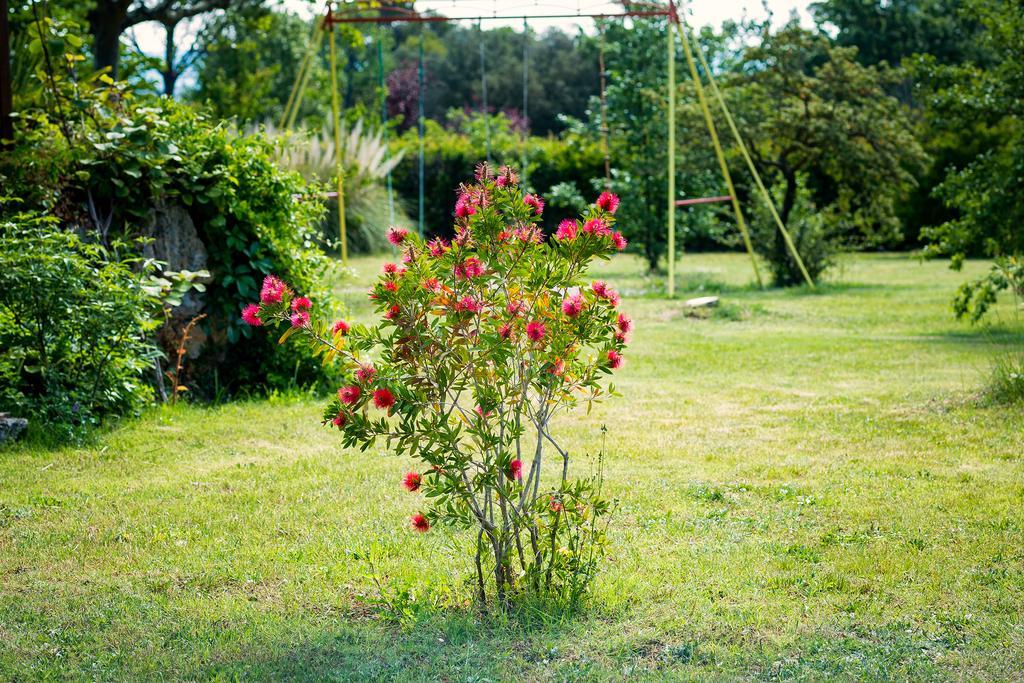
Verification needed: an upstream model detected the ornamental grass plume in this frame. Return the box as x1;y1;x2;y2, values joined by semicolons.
241;164;629;608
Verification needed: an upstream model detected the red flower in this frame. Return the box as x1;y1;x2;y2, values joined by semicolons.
241;304;262;326
561;292;584;318
596;191;620;214
384;305;400;320
550;497;564;512
455;193;476;218
403;472;422;492
290;311;310;328
523;194;544;215
591;280;609;298
554;219;578;242
607;349;624;369
526;320;547;342
332;319;350;336
291;296;312;312
549;357;566;377
373;388;395;410
260;275;287;304
611;231;628;251
508;459;523;480
496;166;518;187
387;226;409;246
356;364;376;384
422;277;441;293
383;262;399;274
617;313;633;335
582;218;611;236
331;412;347;428
411;513;430;532
455;296;483;314
455;257;484;280
338;385;361;405
427;238;449;257
506;300;525;316
384;280;398;292
498;322;514;339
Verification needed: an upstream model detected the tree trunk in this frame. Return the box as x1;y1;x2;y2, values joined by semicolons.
88;0;133;78
162;22;178;96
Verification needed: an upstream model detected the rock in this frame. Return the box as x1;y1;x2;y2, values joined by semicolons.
0;414;28;444
685;296;720;308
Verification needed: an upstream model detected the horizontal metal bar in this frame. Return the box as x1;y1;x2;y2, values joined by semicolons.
324;10;671;25
675;195;733;206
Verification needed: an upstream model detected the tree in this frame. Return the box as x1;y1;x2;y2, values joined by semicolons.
85;0;235;82
918;0;1023;267
725;24;926;283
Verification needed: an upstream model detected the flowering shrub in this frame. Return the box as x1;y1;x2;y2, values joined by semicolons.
244;164;630;606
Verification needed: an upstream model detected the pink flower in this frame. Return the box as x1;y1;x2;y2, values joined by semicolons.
607;349;624;369
591;280;609;298
474;405;492;419
384;280;398;293
456;296;483;314
422;277;441;293
290;296;311;312
332;319;350;336
455;257;484;280
496;166;518;187
427;237;449;257
526;320;546;342
498;322;514;340
259;275;287;304
605;289;621;307
508;459;522;480
455;193;476;218
241;304;262;327
411;513;430;532
523;194;544;215
615;331;628;343
356;364;376;384
617;313;633;335
561;292;584;318
506;300;525;316
514;224;543;244
290;311;310;328
331;411;346;428
554;219;578;242
403;472;422;492
339;385;361;405
583;218;611;236
384;304;400;320
596;191;620;213
373;388;395;410
611;231;628;251
383;262;399;274
387;226;409;246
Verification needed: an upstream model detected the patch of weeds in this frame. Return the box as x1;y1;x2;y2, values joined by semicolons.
980;350;1024;406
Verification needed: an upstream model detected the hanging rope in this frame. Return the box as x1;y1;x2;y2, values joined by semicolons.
598;20;611;190
478;19;492;165
683;15;813;288
673;11;764;288
417;26;426;238
520;17;529;183
376;24;395;225
326;8;348;266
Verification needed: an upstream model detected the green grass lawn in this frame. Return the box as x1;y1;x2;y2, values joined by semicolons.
1;253;1022;680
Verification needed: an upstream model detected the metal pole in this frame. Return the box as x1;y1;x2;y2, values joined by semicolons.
0;0;13;145
327;18;348;265
521;18;528;184
377;24;395;224
417;30;425;238
478;21;491;165
667;18;676;298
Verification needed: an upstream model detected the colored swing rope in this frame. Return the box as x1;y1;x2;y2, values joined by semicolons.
676;8;812;287
672;8;764;289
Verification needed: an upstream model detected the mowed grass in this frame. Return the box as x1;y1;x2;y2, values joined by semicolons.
1;252;1022;681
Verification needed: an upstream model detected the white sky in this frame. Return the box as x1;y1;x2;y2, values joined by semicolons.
131;0;813;91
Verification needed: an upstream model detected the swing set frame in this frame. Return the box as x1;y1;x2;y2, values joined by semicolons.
279;0;814;291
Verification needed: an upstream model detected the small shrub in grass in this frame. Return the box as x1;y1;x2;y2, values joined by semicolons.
244;164;630;607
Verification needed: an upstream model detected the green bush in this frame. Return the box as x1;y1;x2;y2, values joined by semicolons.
1;81;334;397
750;178;837;286
0;213;157;442
390;113;605;237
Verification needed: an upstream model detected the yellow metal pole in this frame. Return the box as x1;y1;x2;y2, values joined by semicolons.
684;19;813;288
280;18;321;130
674;17;764;289
667;19;676;298
285;20;325;132
327;18;348;266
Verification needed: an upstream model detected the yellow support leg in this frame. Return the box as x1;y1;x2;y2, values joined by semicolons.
328;21;348;266
667;20;676;298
